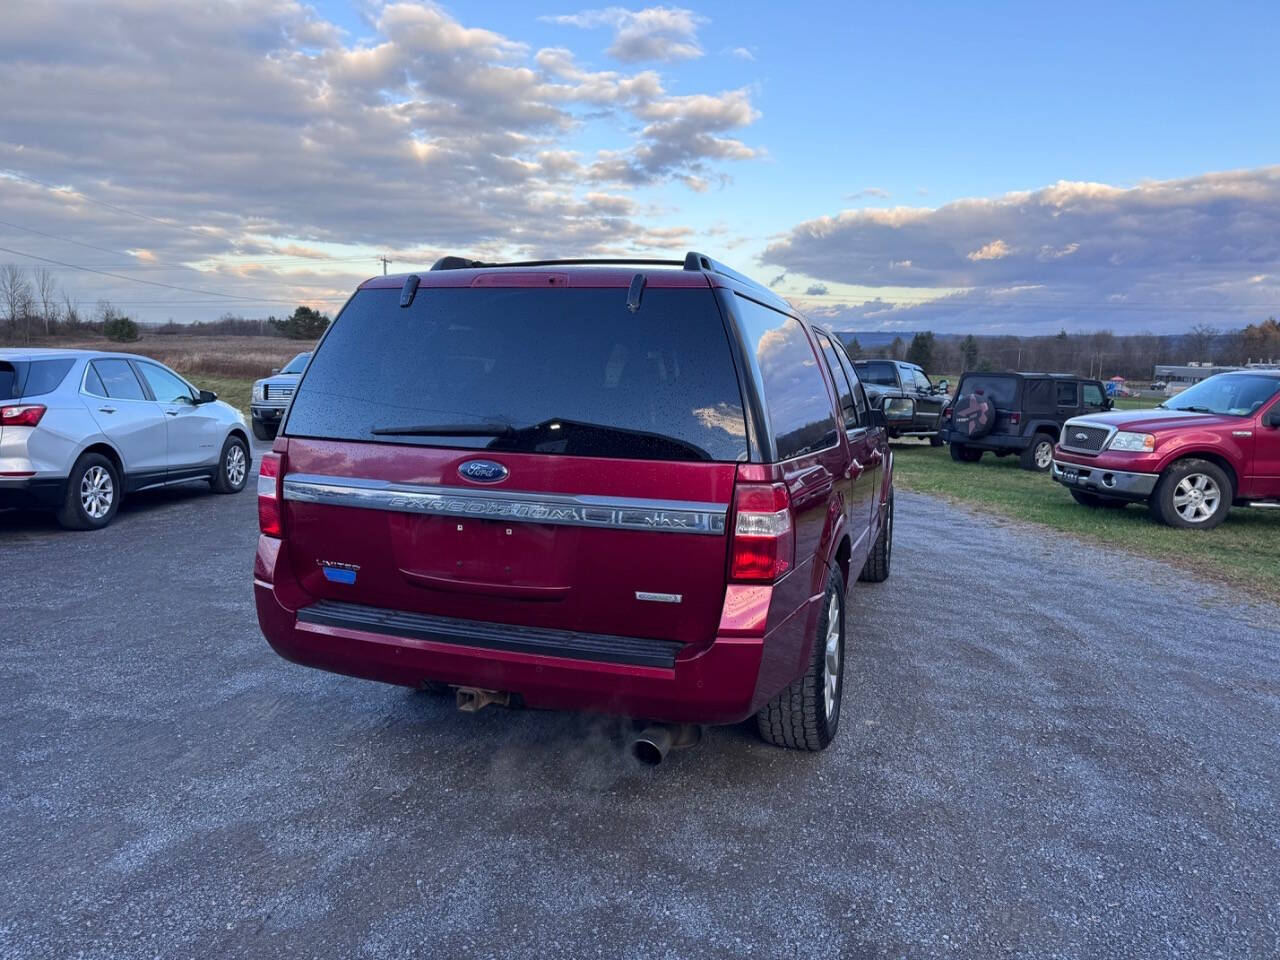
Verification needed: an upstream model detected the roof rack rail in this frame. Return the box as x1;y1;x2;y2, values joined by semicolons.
428;250;788;309
430;256;683;271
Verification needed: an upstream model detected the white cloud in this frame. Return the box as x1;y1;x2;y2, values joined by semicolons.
0;1;763;320
966;239;1010;261
763;167;1280;332
544;6;706;62
724;46;755;61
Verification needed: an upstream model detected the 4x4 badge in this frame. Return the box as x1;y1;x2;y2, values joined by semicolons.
458;460;509;483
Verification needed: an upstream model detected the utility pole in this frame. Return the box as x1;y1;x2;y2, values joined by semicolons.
378;255;392;275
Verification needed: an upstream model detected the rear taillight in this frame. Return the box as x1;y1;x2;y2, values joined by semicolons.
942;406;952;420
1008;412;1021;426
729;482;794;583
258;451;284;537
0;404;46;427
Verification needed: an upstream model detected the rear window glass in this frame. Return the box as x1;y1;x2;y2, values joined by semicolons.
286;286;748;462
21;359;75;398
855;361;898;387
0;362;16;399
734;296;838;460
960;375;1017;407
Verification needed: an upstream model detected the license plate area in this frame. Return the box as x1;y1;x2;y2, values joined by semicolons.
1063;468;1079;483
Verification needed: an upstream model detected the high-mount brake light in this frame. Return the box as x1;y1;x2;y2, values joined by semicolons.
729;482;794;582
258;452;284;537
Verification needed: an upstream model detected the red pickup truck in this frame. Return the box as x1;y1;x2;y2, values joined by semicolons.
1052;370;1280;529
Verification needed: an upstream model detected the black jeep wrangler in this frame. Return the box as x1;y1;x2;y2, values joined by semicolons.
941;372;1112;471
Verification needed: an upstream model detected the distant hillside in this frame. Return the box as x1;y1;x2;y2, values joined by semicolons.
833;331;962;349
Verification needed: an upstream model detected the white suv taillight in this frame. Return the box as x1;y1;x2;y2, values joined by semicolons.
258;451;284;537
729;481;794;582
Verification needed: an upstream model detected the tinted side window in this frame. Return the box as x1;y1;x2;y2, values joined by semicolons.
92;359;146;401
912;370;932;392
815;332;857;429
855;361;898;387
15;359;75;398
138;362;195;404
1082;383;1105;407
1024;379;1056;414
833;349;868;424
1056;381;1079;406
734;296;838;460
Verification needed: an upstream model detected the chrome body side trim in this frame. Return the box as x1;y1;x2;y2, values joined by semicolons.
283;473;728;535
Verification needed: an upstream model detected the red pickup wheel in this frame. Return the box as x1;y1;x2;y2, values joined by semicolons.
1149;459;1233;530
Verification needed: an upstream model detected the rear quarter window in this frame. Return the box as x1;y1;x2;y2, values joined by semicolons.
733;296;837;460
0;362;16;399
286;285;749;463
20;359;76;398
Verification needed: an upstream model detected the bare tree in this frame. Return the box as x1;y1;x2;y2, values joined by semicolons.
61;291;83;332
33;267;58;336
1;264;31;339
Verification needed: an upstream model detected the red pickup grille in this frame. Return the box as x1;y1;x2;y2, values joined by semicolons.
1060;425;1110;454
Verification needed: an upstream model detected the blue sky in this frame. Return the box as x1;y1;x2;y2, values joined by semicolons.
1;1;1277;332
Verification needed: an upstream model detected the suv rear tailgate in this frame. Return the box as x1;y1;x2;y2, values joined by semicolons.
280;438;736;648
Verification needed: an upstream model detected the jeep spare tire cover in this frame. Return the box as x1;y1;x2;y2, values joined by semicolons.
952;393;996;439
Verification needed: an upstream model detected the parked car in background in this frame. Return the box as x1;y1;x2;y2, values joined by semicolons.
250;352;310;441
1053;370;1280;529
942;371;1111;471
853;359;949;445
0;349;250;529
255;252;907;760
1151;380;1168;391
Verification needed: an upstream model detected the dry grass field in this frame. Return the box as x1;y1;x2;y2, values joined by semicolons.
49;335;310;380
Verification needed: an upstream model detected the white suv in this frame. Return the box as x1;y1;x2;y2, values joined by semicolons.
0;349;251;529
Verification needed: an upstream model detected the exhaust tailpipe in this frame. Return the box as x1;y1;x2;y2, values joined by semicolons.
454;687;510;713
631;723;702;765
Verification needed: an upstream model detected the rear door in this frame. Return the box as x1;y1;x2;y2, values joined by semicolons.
134;360;221;471
815;331;877;543
278;282;748;647
83;359;168;475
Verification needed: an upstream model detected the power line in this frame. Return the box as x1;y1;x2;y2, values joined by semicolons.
1;168;220;241
0;242;301;303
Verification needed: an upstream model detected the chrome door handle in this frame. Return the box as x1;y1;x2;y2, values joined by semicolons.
98;406;116;414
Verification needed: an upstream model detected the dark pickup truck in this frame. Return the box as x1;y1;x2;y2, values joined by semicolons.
853;360;950;445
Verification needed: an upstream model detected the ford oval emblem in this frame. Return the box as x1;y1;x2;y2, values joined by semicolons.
458;459;508;484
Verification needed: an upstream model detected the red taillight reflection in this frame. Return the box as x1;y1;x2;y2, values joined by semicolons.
729;481;794;583
258;451;283;537
0;404;46;427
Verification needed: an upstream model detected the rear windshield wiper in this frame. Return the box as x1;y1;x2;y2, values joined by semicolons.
371;421;515;437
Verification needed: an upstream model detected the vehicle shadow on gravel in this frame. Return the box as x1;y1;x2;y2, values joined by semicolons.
0;482;223;535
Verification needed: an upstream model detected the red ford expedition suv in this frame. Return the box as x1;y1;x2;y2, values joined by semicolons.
254;253;905;758
1053;370;1280;529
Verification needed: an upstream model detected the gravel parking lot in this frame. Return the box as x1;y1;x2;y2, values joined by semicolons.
3;447;1278;959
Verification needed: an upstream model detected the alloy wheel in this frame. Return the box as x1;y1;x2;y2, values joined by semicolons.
822;593;841;720
1034;441;1054;469
80;465;113;519
226;444;247;488
1173;473;1221;523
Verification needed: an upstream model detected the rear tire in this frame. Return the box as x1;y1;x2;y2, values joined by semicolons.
210;435;250;494
929;433;944;447
859;491;893;583
1149;459;1232;530
756;567;845;751
949;443;982;463
1020;432;1055;472
1070;490;1129;509
55;453;120;531
252;419;275;442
